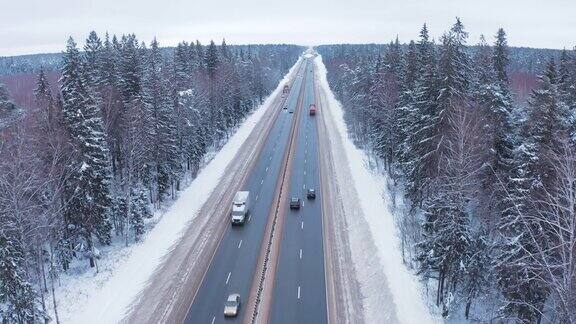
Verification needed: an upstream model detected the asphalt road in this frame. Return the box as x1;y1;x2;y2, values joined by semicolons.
269;59;328;324
184;60;309;324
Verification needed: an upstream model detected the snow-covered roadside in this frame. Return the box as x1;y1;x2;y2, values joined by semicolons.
314;55;439;324
54;59;302;324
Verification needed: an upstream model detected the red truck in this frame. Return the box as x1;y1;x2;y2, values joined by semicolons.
309;104;317;116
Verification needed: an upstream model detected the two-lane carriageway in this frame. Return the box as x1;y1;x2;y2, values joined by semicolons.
269;58;328;324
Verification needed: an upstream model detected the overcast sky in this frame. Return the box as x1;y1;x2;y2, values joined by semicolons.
1;0;574;56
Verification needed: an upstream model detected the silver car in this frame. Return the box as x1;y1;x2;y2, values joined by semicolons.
224;293;241;317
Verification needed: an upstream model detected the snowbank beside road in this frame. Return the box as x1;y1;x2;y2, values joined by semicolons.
63;59;302;324
314;55;438;324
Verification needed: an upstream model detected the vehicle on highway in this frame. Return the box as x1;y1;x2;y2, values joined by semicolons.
231;191;250;225
307;188;316;199
309;104;317;115
283;105;287;110
290;197;301;209
282;84;289;95
224;293;241;317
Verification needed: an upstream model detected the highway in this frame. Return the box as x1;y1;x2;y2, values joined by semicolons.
125;53;363;324
269;60;327;323
184;59;312;324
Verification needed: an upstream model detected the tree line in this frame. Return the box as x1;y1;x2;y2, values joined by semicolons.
318;19;576;323
0;32;300;323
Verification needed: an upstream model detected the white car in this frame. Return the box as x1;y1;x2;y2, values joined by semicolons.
224;293;241;317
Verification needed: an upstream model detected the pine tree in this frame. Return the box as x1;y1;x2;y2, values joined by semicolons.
416;20;478;317
394;40;419;171
174;42;191;90
84;31;104;88
374;39;403;167
461;233;491;319
473;35;494;86
206;40;219;78
118;34;143;103
436;18;472;137
368;55;388;159
60;37;113;267
34;67;55;130
558;49;571;90
35;67;52;103
558;50;576;136
143;38;181;202
129;184;152;240
0;231;46;323
472;33;515;226
493;28;509;84
385;37;402;78
496;61;566;322
524;60;566;189
402;41;419;93
220;38;231;61
417;175;471;316
416;97;477;317
101;32;118;87
402;23;439;205
194;40;205;70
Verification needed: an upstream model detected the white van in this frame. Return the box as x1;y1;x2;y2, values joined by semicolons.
231;191;250;225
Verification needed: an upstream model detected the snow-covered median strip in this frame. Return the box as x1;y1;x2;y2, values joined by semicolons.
315;55;438;324
64;60;301;324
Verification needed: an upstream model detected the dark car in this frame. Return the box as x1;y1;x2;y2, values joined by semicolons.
289;197;301;209
307;188;316;199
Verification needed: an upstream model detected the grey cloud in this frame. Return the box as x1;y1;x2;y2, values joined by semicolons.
0;0;574;55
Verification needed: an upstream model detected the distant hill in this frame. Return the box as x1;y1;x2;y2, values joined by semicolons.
0;44;280;76
0;52;62;76
315;43;563;75
0;84;23;130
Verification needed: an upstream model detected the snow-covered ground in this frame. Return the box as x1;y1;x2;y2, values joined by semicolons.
50;62;300;324
314;54;440;324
